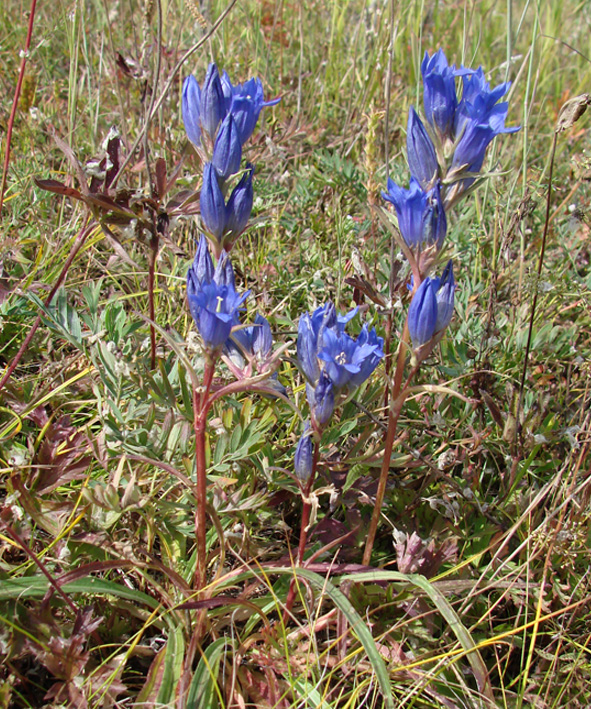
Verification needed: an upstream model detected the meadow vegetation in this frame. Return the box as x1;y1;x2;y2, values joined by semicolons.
1;0;591;706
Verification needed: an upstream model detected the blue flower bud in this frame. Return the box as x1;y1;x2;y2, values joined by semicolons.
251;313;273;359
213;250;236;288
382;177;447;251
421;49;459;142
212;113;242;180
434;260;455;333
309;371;335;427
407;107;439;190
187;234;214;297
295;423;313;482
200;63;226;140
297;313;321;383
182;75;201;148
224;166;254;242
408;278;438;348
200;162;226;241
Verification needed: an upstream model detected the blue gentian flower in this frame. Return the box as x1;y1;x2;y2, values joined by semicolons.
227;313;273;366
408;278;438;348
317;328;383;392
220;71;281;144
182;75;201;148
187;234;215;295
188;281;249;351
200;162;226;241
382;177;447;251
421;49;460;141
408;261;456;348
297;303;384;427
294;422;314;482
307;371;335;427
212;113;242;180
433;260;455;333
199;63;226;140
224;165;254;244
183;63;279;149
452;68;519;173
407;107;439;189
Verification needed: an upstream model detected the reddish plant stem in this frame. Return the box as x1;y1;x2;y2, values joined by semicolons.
0;219;93;394
0;0;38;216
2;521;80;617
283;441;320;618
192;360;215;592
362;320;411;566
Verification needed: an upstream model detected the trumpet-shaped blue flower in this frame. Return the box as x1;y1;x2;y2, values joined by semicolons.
200;162;226;241
224;166;254;243
226;313;273;367
382;177;447;251
221;72;281;144
408;261;456;348
295;422;314;482
452;76;519;174
212;113;242;180
183;63;279;148
317;327;383;392
297;303;383;426
182;75;202;148
407;107;439;189
188;281;249;352
307;371;335;427
187;236;248;352
421;49;460;141
408;278;438;348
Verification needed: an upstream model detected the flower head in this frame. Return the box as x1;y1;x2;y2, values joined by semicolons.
407;107;439;189
221;72;280;144
212;113;242;180
183;63;279;149
382;177;447;252
200;162;226;241
295;423;314;482
421;49;460;142
407;261;456;348
188;281;249;352
187;238;248;352
297;303;383;427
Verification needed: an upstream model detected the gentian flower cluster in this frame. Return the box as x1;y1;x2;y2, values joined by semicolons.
182;63;279;257
382;49;518;355
295;304;384;474
187;235;283;390
186;235;249;353
407;260;456;351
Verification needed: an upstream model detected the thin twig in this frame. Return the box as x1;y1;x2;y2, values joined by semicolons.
0;219;94;393
111;0;240;187
0;0;39;216
515;131;557;441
